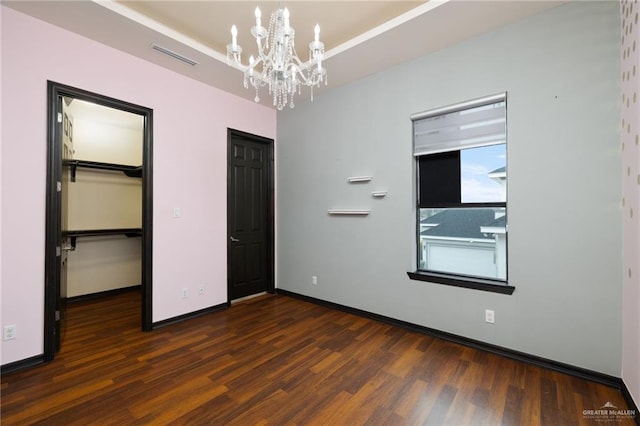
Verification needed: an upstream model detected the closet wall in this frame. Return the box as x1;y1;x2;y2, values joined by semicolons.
64;99;143;298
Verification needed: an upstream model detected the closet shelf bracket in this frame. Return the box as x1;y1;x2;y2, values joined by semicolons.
64;228;142;250
66;160;142;182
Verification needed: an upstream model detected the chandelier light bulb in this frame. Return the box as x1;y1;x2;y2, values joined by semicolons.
314;24;320;43
283;7;290;29
231;25;238;49
255;7;261;27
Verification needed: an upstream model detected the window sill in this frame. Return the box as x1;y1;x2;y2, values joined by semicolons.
407;271;515;295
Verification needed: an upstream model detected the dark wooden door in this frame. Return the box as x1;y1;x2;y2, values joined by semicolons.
57;106;74;351
227;129;274;301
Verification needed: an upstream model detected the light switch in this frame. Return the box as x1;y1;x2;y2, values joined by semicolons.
173;207;181;218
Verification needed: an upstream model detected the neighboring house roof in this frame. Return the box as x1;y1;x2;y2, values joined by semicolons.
421;208;496;239
488;166;506;180
480;214;507;234
485;215;506;228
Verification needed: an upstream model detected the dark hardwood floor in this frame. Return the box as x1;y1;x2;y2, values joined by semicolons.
1;290;634;425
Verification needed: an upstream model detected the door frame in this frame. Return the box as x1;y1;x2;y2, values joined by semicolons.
44;81;154;361
226;128;275;303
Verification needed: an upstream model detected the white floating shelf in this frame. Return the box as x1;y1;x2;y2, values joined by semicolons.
347;176;373;183
327;209;371;216
371;191;387;198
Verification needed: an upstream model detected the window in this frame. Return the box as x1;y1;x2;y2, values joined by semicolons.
408;93;513;294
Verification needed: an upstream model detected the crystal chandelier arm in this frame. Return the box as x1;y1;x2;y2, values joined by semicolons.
288;42;321;72
251;25;268;54
227;46;247;71
292;56;316;71
292;56;324;84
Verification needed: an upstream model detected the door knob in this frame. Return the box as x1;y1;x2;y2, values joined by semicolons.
230;236;240;242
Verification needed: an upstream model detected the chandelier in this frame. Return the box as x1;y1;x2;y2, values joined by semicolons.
226;7;327;110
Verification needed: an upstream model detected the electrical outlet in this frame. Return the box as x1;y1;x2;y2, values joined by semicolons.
3;325;16;341
485;309;495;324
181;288;188;299
199;285;205;296
312;276;318;285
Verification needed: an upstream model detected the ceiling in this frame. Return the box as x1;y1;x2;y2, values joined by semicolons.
5;0;565;109
65;98;144;130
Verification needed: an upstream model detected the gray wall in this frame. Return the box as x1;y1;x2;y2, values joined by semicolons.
276;1;622;375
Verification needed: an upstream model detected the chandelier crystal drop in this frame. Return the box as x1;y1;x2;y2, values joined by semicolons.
226;7;327;110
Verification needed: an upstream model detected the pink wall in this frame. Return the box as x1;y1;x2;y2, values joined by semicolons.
621;0;640;407
0;6;276;365
0;4;4;365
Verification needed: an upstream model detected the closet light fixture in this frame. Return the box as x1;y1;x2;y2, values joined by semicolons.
151;43;198;66
226;6;327;110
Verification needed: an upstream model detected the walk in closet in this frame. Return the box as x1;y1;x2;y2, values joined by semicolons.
62;98;143;298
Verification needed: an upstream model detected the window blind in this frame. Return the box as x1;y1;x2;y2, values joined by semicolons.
412;93;506;156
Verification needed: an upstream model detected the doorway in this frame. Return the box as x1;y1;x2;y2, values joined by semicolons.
45;81;153;361
227;129;275;301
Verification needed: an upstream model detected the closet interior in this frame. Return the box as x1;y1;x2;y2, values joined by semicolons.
62;98;143;299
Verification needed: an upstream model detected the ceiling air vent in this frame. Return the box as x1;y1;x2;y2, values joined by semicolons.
151;43;198;66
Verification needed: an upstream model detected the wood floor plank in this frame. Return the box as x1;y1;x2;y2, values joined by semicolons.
423;384;457;425
501;384;525;425
1;291;636;425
